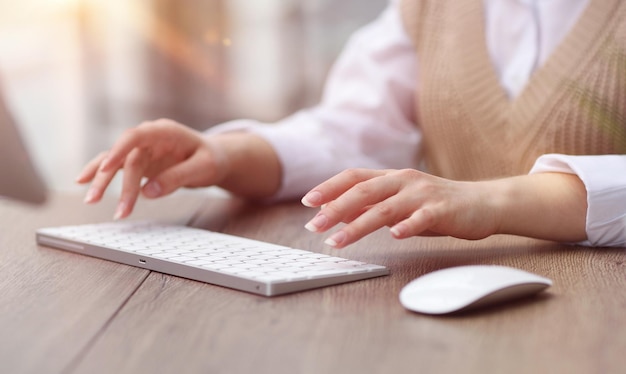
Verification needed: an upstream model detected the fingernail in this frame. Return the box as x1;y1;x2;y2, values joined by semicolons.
143;181;162;198
75;172;86;183
390;224;404;238
324;231;346;248
304;214;327;232
301;191;322;207
84;188;97;203
113;200;129;220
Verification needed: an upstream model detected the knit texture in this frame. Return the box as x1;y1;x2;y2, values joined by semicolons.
399;0;626;180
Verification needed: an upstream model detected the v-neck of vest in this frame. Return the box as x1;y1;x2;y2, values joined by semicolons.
452;0;620;143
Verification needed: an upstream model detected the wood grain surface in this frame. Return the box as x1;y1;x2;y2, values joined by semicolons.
3;193;626;374
0;192;205;374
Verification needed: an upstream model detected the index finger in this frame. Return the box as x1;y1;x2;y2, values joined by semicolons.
301;168;386;207
75;151;108;184
99;125;156;172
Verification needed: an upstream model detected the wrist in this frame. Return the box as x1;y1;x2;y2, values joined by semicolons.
474;179;509;237
485;174;587;242
203;133;233;185
486;177;521;236
206;132;281;198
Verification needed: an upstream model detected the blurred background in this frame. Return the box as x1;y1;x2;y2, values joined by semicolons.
0;0;385;193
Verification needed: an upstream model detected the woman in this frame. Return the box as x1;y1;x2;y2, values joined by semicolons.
77;0;626;248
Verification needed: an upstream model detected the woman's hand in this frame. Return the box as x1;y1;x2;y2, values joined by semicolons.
76;119;229;219
301;168;500;248
301;168;587;248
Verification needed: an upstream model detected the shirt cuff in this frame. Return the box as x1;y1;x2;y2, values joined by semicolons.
529;154;626;247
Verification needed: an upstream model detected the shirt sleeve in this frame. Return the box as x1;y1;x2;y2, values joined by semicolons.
529;154;626;247
207;0;421;201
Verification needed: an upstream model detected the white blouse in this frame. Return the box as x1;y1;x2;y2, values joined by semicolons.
210;0;626;247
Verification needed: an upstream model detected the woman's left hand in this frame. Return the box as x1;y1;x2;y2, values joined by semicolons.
301;168;501;248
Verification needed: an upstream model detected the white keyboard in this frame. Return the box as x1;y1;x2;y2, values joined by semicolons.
36;221;388;296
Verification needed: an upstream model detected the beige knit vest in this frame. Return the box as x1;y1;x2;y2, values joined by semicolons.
400;0;626;180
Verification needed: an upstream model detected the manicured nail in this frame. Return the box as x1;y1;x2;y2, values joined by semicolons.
304;214;327;232
301;191;322;207
324;231;346;248
84;188;97;203
75;172;86;183
143;181;162;198
390;224;404;238
113;200;129;220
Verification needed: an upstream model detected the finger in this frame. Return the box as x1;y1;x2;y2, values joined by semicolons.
390;208;440;239
83;159;122;204
142;149;220;198
323;195;413;248
76;151;108;184
99;124;160;172
114;148;151;219
304;174;399;233
342;205;372;224
301;168;386;207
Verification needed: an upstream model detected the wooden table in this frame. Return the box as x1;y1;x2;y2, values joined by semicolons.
2;192;625;374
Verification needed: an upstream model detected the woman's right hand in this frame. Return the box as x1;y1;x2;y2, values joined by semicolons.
76;119;231;220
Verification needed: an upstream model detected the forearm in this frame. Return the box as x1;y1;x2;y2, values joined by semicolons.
490;173;587;242
209;132;282;199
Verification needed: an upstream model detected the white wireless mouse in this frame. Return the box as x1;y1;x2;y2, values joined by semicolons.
399;265;552;315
